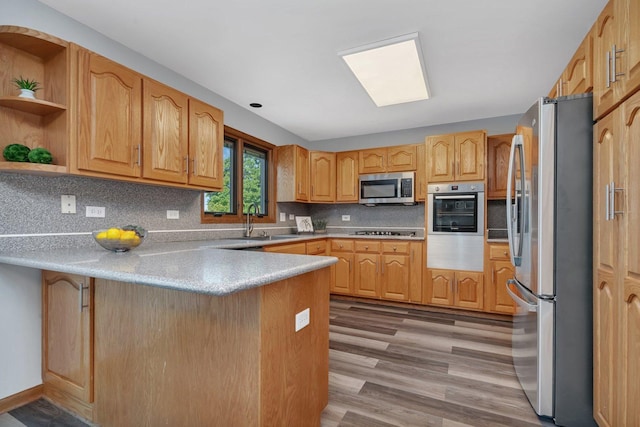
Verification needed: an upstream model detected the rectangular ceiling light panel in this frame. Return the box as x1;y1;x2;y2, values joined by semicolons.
340;33;430;107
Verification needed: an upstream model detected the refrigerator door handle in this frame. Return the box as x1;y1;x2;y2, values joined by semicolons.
506;279;538;312
507;135;524;266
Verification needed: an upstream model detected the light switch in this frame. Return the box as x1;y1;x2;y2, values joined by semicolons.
280;212;286;222
61;195;76;214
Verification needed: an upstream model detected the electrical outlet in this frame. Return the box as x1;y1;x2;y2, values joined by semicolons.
295;308;310;332
289;214;295;220
280;212;286;222
167;210;180;219
86;206;105;218
342;215;351;221
61;195;76;214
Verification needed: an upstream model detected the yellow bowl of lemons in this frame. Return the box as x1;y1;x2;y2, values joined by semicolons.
92;225;147;252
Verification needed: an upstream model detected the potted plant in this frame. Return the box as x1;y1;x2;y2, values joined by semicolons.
312;219;327;234
12;76;40;99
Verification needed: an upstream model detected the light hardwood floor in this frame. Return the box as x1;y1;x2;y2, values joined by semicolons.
321;297;549;427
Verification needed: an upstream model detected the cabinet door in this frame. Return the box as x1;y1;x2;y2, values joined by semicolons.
354;253;379;298
617;0;640;107
77;49;142;177
295;146;310;201
454;271;484;310
426;135;454;182
310;151;336;202
336;151;359;202
454;131;485;181
415;143;427;201
620;92;640;426
408;242;423;303
564;27;594;95
489;261;516;314
331;252;354;295
387;145;417;172
594;270;617;427
42;271;93;406
594;1;618;120
359;148;386;174
142;79;189;183
380;254;409;301
428;269;454;306
188;98;223;189
487;134;514;199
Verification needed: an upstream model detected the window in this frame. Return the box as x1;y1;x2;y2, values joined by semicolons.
202;126;275;223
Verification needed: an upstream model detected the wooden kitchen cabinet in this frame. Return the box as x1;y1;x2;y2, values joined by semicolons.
415;143;427;201
263;241;307;254
593;0;640;121
276;145;309;202
548;26;594;98
485;243;516;314
426;269;484;310
353;240;381;298
306;239;328;255
42;270;94;421
0;26;70;175
330;239;354;295
486;134;514;199
358;144;417;174
336;151;359;202
142;79;189;183
187;98;224;189
380;242;410;301
75;46;143;178
426;130;485;182
593;89;640;427
309;151;336;202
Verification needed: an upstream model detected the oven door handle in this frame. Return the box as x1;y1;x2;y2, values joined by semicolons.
433;194;476;200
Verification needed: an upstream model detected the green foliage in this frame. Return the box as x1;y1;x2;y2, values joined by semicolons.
312;219;327;230
205;154;233;213
27;147;53;164
242;151;264;213
3;143;31;162
12;76;40;91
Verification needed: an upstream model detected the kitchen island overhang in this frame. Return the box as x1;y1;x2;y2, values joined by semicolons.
0;241;336;426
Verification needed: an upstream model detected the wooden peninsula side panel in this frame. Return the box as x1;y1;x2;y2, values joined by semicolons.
93;268;330;427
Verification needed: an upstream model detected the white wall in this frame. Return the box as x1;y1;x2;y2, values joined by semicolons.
0;265;42;400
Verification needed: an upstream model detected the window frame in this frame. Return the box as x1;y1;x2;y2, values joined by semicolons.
201;126;276;224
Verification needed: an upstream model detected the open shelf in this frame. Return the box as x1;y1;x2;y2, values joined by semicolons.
0;96;66;116
0;161;67;176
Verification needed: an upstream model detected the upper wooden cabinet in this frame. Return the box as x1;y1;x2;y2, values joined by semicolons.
188;98;224;189
276;145;309;202
486;134;514;199
142;79;189;183
74;46;223;190
309;151;336;202
358;144;417;174
336;151;359;202
593;0;640;120
415;143;427;201
426;130;486;182
75;46;143;178
548;25;594;98
0;26;70;175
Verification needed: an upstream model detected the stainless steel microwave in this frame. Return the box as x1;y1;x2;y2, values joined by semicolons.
359;172;415;206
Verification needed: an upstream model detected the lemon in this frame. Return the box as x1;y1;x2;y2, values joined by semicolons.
120;230;137;241
106;227;122;239
95;231;107;240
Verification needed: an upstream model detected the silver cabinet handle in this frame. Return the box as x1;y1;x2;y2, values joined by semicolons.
135;144;141;166
612;44;625;83
184;156;189;174
610;181;624;219
78;282;89;312
605;183;610;221
192;157;197;176
606;50;611;88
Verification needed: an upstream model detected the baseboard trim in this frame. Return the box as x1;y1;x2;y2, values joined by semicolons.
0;385;43;413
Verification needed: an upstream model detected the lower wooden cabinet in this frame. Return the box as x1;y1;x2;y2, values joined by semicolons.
263;241;306;254
485;243;517;314
329;239;355;295
42;270;94;421
426;269;484;310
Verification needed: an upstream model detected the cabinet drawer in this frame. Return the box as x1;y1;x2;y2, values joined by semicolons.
330;239;354;252
306;240;327;255
381;241;410;254
489;244;510;260
264;242;306;254
354;240;381;253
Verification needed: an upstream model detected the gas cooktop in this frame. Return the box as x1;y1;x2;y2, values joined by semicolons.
353;230;416;237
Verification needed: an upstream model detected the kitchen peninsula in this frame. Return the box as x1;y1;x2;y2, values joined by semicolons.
0;239;336;426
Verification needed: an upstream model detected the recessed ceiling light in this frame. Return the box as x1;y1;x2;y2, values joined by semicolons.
249;103;262;108
339;33;430;107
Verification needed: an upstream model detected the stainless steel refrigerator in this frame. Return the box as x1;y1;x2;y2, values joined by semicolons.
506;93;596;426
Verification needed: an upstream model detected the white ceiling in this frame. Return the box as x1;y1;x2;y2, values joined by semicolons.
38;0;606;142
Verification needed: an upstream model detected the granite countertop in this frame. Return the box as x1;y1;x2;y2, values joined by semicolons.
0;238;337;297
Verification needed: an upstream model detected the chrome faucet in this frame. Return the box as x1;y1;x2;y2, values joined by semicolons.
245;203;260;237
